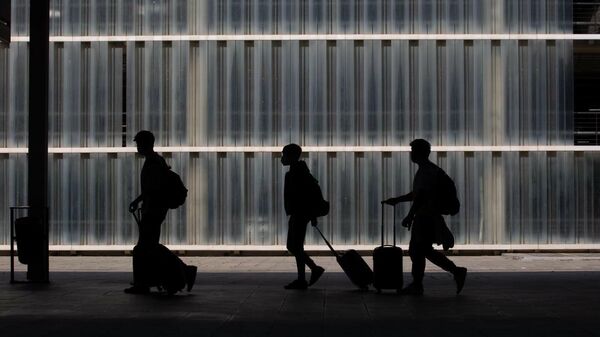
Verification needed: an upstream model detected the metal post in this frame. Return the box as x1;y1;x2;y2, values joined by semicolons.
27;1;50;283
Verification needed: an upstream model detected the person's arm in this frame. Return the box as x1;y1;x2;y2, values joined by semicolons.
401;189;428;229
381;192;414;205
401;196;418;228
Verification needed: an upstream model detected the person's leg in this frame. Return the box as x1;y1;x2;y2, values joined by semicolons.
291;218;321;271
285;216;323;289
126;244;151;294
408;217;429;285
139;207;168;245
401;239;426;295
288;217;325;286
425;249;457;273
289;217;317;275
402;217;431;295
285;216;308;289
427;215;467;294
426;249;467;294
286;216;305;280
408;238;427;286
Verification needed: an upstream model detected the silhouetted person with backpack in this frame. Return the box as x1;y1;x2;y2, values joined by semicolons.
125;130;196;295
281;144;325;290
382;139;467;295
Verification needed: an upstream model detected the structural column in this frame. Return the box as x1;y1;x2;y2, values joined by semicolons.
27;1;50;282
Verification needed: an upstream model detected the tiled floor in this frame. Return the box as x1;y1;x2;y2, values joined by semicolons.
1;255;600;337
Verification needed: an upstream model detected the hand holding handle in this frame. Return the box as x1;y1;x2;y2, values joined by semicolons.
381;198;399;206
128;201;139;213
402;215;413;230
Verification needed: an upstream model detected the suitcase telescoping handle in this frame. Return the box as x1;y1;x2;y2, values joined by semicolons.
381;203;396;247
314;226;340;259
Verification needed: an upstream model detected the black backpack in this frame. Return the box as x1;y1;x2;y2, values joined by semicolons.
309;178;330;217
437;172;460;216
162;169;188;209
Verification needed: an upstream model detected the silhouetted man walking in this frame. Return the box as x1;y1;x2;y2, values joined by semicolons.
125;130;196;294
383;139;467;295
281;144;325;290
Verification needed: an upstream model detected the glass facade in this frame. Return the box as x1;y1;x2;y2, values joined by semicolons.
1;0;599;247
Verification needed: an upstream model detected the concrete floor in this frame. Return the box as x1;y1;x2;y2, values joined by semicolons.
1;255;600;337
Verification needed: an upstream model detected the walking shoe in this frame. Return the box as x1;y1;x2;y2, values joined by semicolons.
399;283;424;296
186;265;198;292
308;266;325;286
284;279;308;290
454;267;467;294
124;286;150;295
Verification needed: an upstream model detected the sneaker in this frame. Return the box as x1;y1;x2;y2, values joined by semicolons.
399;283;424;296
308;266;325;286
186;265;198;292
124;286;150;295
284;279;308;290
454;267;467;294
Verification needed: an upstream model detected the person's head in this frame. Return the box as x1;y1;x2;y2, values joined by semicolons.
133;130;155;156
410;139;431;164
281;143;302;166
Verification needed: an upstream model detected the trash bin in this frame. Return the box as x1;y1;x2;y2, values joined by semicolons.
15;216;45;265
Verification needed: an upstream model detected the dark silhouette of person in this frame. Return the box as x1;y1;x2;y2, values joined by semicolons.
382;139;467;295
281;143;325;290
125;130;197;294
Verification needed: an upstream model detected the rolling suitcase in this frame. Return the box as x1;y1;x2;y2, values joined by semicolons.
315;226;373;290
131;210;188;294
373;204;403;293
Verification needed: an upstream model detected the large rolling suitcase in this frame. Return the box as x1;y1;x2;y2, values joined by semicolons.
373;204;403;293
315;226;373;290
131;210;188;294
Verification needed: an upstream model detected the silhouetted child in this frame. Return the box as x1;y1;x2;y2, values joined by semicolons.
281;144;325;290
382;139;467;295
125;130;197;294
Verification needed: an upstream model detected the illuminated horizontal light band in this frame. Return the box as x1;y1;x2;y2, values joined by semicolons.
8;34;600;43
2;146;600;154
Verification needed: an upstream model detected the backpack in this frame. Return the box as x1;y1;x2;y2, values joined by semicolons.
162;169;188;209
309;177;330;217
437;172;460;216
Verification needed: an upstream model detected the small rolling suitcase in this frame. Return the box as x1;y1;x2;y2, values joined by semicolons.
315;226;373;290
373;204;403;293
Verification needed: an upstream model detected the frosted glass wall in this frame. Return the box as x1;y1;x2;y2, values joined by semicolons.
2;0;598;247
40;0;573;36
34;151;600;246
